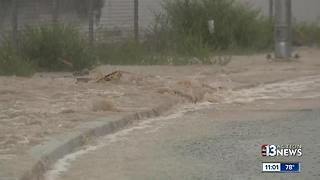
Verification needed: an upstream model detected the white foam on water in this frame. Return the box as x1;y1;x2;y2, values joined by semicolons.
222;75;320;103
44;145;99;180
44;102;213;180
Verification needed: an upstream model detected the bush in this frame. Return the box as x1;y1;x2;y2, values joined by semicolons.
0;35;35;76
0;24;95;76
104;0;319;64
146;0;273;56
96;39;148;65
96;38;215;65
292;22;320;46
20;24;95;71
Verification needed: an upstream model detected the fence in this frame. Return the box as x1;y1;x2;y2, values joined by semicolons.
0;0;162;44
1;0;319;46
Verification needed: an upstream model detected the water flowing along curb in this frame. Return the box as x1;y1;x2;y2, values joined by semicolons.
19;99;179;180
13;78;292;180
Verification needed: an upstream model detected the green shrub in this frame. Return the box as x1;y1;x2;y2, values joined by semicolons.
292;22;320;46
0;24;95;76
0;35;35;76
96;39;149;65
20;24;95;71
146;0;273;55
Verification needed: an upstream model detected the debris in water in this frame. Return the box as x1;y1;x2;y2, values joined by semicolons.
96;71;123;83
92;100;116;112
73;68;90;77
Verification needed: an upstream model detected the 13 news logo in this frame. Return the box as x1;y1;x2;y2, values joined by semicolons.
261;144;303;157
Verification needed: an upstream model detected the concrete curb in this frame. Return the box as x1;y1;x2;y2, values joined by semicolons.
18;99;179;180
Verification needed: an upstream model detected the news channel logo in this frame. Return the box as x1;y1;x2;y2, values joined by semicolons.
261;144;303;157
261;144;302;173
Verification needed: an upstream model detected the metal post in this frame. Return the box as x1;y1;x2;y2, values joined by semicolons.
134;0;139;41
52;0;59;24
274;0;292;59
12;0;18;49
269;0;274;20
88;0;94;45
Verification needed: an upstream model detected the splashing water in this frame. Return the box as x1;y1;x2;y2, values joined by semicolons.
222;75;320;103
44;102;213;180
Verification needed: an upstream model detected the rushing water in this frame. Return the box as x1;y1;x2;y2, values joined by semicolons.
45;74;320;180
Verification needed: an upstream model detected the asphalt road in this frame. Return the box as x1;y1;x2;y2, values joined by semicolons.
48;99;320;180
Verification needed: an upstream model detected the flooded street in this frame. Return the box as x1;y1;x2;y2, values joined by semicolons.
1;48;320;180
46;73;320;180
45;61;320;180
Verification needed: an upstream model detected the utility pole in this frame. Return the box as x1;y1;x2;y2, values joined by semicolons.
274;0;292;59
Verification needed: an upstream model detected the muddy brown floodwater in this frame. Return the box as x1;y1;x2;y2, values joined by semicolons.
1;47;320;162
